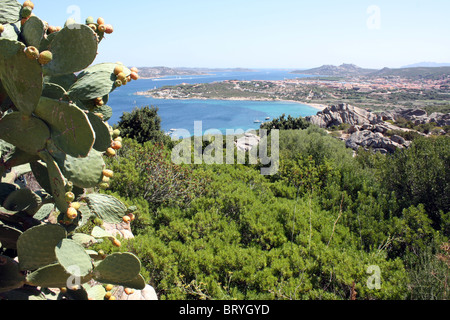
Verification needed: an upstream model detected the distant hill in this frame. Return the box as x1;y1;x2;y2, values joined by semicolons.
371;66;450;80
136;67;254;79
136;67;208;79
291;64;377;77
401;62;450;68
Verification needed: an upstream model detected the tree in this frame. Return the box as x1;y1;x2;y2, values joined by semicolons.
117;105;170;145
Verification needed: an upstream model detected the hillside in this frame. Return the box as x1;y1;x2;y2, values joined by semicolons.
292;64;450;80
292;64;377;77
370;66;450;80
136;67;208;79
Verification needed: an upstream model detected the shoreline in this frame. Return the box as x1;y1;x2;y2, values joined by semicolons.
134;92;326;112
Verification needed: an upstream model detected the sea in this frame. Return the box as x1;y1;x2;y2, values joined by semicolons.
107;69;319;136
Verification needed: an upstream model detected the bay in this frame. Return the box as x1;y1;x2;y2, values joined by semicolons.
108;69;319;136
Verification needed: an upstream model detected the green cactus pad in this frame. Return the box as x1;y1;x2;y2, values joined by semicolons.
21;15;45;48
93;252;141;284
0;22;20;40
0;0;21;24
42;82;67;100
30;161;52;194
91;226;115;240
94;105;113;122
53;149;105;189
26;263;74;288
34;97;95;158
43;24;98;76
38;30;57;52
0;224;22;249
44;73;77;91
84;193;128;224
85;284;106;300
120;274;146;290
0;143;40;174
67;63;131;101
71;233;97;248
33;203;55;221
17;223;67;271
87;112;112;152
0;255;26;293
37;151;70;214
55;239;93;277
0;182;18;204
0;39;43;116
3;188;42;215
0;112;51;155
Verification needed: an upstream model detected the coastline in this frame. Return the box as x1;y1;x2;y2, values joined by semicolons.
134;91;326;112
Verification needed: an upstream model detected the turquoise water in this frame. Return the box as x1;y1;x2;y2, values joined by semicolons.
108;70;319;135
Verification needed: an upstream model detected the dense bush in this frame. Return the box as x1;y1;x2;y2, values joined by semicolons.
101;124;450;300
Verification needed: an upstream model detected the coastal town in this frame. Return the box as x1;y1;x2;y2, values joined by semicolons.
136;72;450;113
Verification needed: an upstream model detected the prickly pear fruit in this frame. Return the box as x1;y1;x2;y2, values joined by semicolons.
130;72;139;81
113;65;124;75
112;129;121;139
127;213;136;221
23;0;35;9
94;97;104;106
70;202;81;210
0;25;4;35
116;72;126;81
24;46;39;60
104;292;112;299
103;169;114;178
85;16;95;25
111;140;122;150
21;6;33;18
114;80;122;88
130;67;139;73
65;192;75;203
38;50;53;65
88;24;97;31
112;239;121;247
124;288;135;295
47;25;58;34
98;24;106;33
123;216;131;223
97;17;105;25
99;182;109;190
67;207;78;220
104;24;114;34
105;284;114;292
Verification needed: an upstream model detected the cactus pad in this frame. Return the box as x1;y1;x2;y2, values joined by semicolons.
0;22;20;41
3;188;42;215
93;252;141;284
34;97;95;158
0;223;22;249
84;193;128;224
87;112;112;152
44;73;77;91
21;15;45;48
26;263;72;288
53;149;105;189
17;224;67;271
0;0;22;24
43;24;98;76
55;239;93;277
37;151;69;214
67;63;131;101
0;39;43;116
42;82;67;100
0;255;26;293
0;112;50;155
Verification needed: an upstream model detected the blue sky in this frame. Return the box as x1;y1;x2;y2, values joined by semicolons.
33;0;450;69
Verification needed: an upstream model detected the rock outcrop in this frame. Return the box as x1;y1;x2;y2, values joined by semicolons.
305;103;383;128
306;104;416;153
381;108;450;127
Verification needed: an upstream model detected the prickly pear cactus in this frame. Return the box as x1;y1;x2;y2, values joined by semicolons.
0;1;145;300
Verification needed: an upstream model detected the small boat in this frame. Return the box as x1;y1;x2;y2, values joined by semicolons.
265;117;271;120
254;120;262;123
